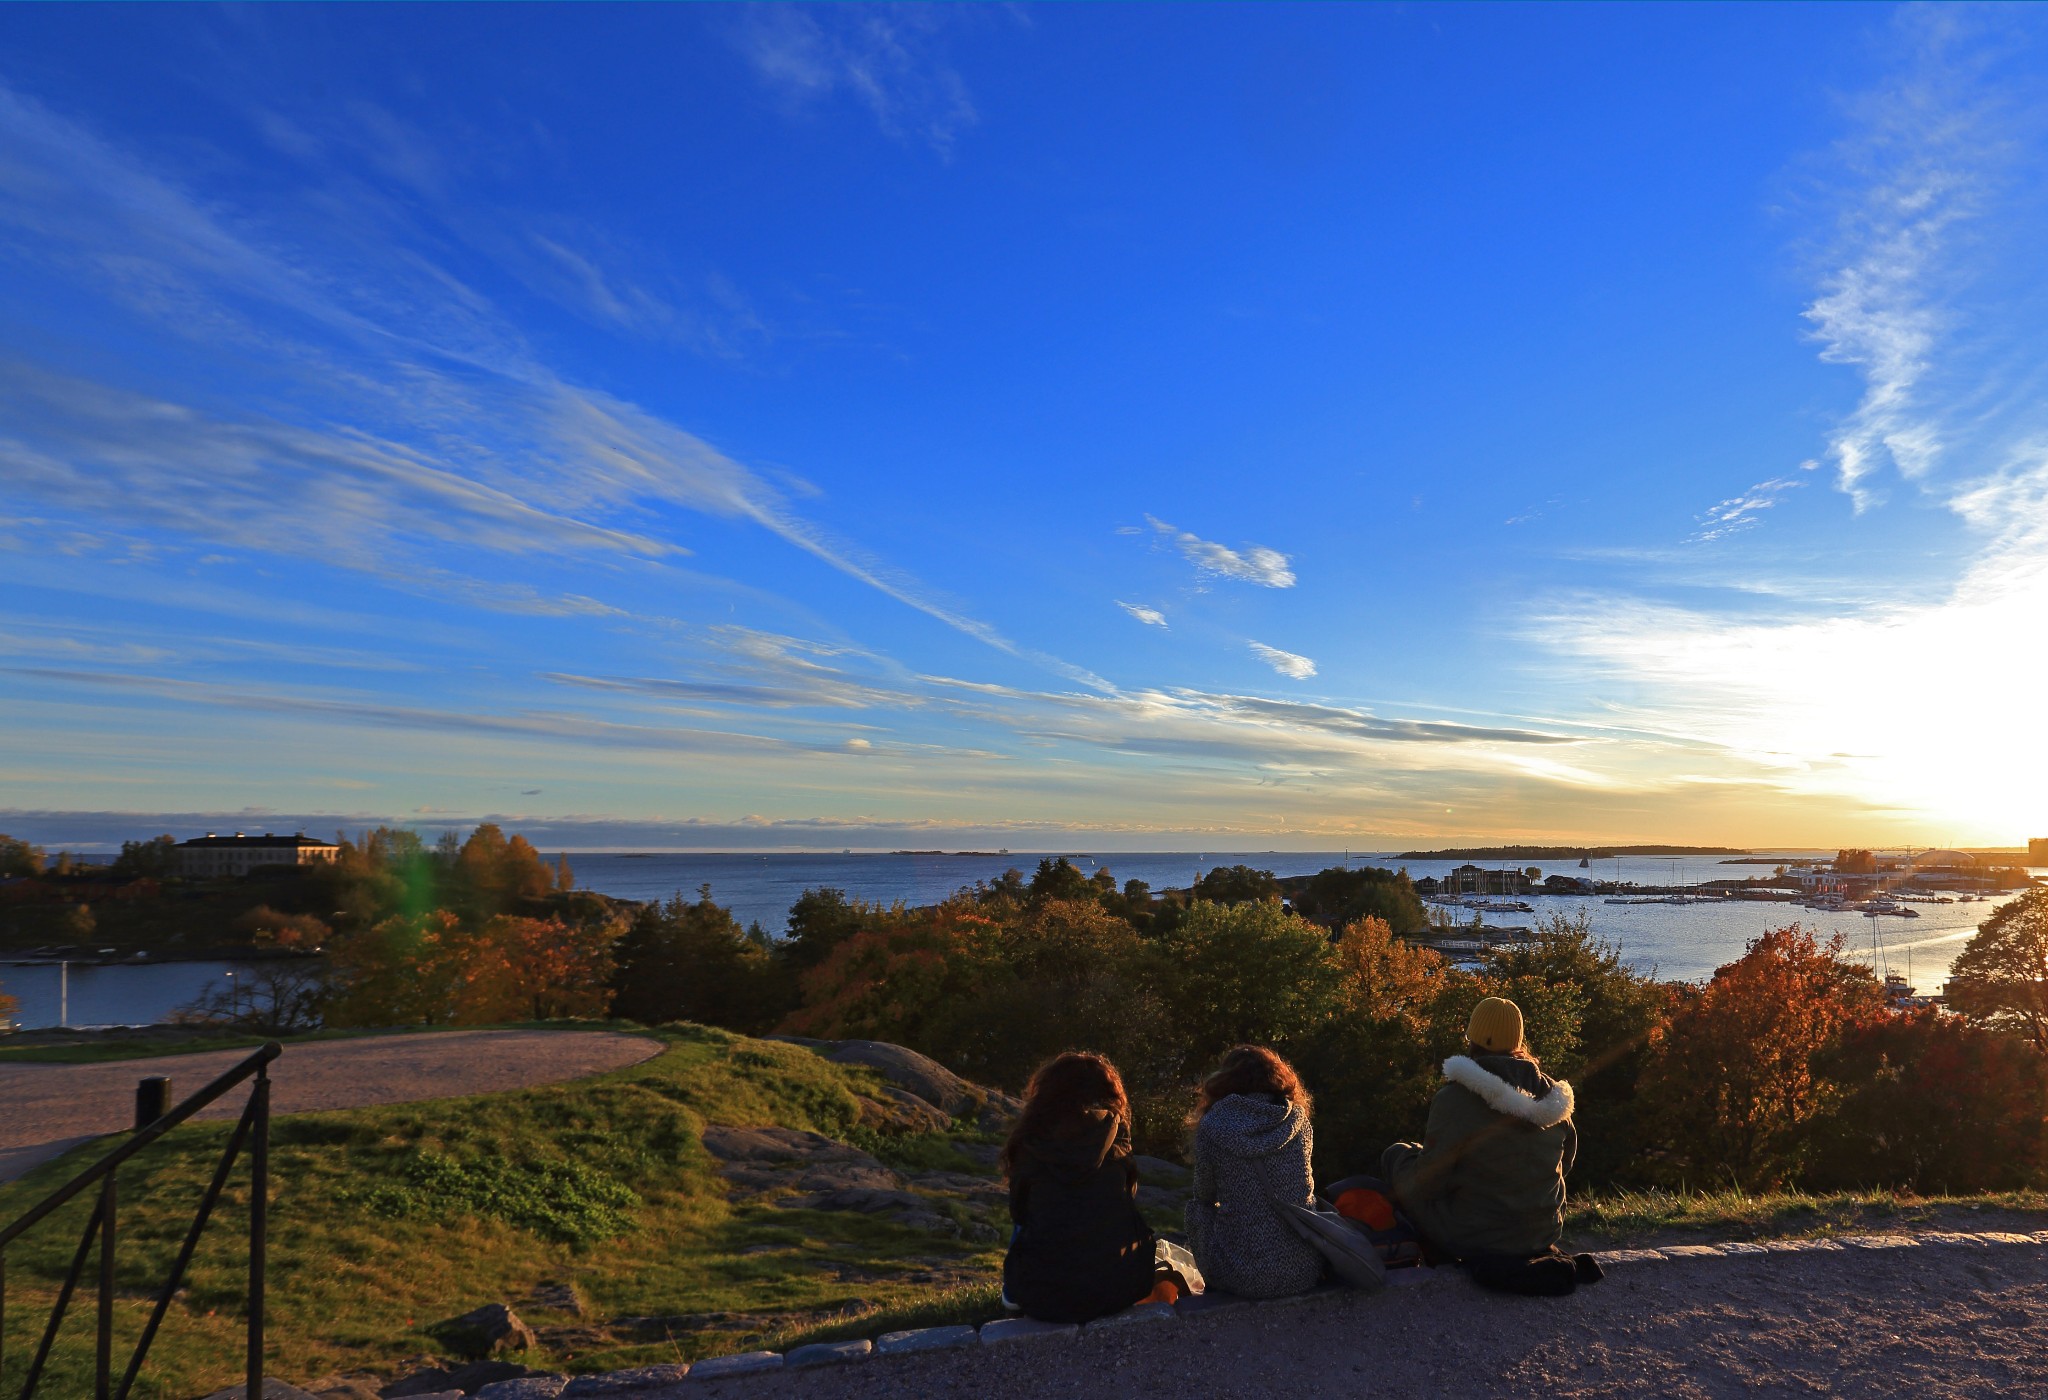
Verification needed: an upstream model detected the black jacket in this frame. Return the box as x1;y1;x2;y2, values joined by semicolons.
1003;1108;1157;1323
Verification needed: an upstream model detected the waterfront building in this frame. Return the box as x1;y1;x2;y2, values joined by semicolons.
2030;837;2048;864
1440;863;1535;895
176;832;339;878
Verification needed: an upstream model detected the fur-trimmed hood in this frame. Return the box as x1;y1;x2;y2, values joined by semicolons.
1441;1055;1574;1129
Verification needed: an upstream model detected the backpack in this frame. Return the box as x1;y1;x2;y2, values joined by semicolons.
1319;1174;1427;1270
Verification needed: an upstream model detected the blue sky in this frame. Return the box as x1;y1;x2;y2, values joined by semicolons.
3;3;2045;851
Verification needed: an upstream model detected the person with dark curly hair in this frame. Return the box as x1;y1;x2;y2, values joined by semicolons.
1001;1051;1191;1322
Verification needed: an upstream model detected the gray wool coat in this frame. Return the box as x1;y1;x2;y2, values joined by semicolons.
1184;1093;1324;1298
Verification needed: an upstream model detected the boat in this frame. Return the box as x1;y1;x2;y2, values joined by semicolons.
1578;856;1590;868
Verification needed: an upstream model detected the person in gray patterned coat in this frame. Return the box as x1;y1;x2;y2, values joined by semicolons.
1184;1045;1325;1298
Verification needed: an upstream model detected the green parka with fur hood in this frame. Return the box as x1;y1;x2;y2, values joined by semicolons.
1381;1053;1576;1260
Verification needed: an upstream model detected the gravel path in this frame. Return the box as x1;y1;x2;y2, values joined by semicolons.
0;1029;664;1181
688;1239;2048;1400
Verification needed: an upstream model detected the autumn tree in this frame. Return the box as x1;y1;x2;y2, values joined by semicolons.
1946;888;2048;1052
1291;916;1462;1179
454;823;559;913
0;834;44;877
325;910;468;1026
1808;1009;2048;1192
450;915;617;1022
232;904;331;949
1639;925;1884;1189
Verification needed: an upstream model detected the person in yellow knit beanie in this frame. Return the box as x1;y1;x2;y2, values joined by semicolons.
1379;995;1585;1279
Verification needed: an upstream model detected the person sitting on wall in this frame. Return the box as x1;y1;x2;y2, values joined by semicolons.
1184;1044;1324;1298
1000;1051;1197;1322
1381;997;1577;1265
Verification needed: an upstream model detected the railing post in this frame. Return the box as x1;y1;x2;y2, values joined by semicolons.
134;1078;170;1131
247;1064;269;1400
96;1174;115;1400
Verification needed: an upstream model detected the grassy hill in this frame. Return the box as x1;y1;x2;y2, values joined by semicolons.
0;1024;1027;1398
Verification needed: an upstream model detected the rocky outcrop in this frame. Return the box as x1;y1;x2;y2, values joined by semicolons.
773;1037;1023;1130
426;1305;537;1361
699;1125;904;1193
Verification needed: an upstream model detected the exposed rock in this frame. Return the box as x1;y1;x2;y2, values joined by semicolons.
385;1359;536;1397
867;1086;952;1133
909;1170;1007;1200
471;1378;566;1400
1138;1182;1193;1213
560;1364;692;1395
1133;1155;1191;1183
775;1037;1022;1128
778;1186;952;1231
526;1281;584;1317
305;1378;383;1400
425;1304;537;1361
699;1125;904;1195
198;1382;323;1400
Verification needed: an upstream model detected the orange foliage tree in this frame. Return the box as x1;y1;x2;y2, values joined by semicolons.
1640;925;1885;1189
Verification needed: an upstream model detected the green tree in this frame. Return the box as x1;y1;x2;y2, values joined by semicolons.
1029;857;1097;904
782;887;893;971
111;835;179;879
1290;866;1428;933
1155;898;1342;1066
1189;864;1281;906
1478;911;1669;1183
609;886;792;1033
1946;888;2048;1053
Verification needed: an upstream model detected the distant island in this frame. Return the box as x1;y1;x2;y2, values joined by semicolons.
1395;844;1748;860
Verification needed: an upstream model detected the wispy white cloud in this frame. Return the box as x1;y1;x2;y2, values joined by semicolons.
732;5;979;156
1145;515;1296;588
0;77;1064;674
1117;601;1168;628
1690;474;1808;542
1248;642;1316;680
1801;8;2006;510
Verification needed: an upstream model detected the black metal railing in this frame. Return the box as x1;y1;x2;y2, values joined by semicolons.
1;1041;279;1400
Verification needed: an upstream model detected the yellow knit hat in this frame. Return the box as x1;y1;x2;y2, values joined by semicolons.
1467;996;1524;1054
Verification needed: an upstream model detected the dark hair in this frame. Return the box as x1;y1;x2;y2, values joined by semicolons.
1194;1044;1311;1122
1001;1051;1131;1178
1465;1041;1540;1068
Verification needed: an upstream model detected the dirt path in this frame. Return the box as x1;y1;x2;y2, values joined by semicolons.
0;1029;663;1181
689;1239;2048;1399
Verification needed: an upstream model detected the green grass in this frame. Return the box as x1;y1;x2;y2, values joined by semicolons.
0;1023;1005;1398
1565;1185;2048;1249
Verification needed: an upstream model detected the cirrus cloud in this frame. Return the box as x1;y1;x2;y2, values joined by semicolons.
1248;641;1316;679
1145;515;1296;588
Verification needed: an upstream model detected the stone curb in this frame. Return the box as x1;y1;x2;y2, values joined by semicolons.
556;1230;2045;1391
980;1317;1079;1344
688;1352;782;1380
785;1340;872;1368
876;1324;978;1356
